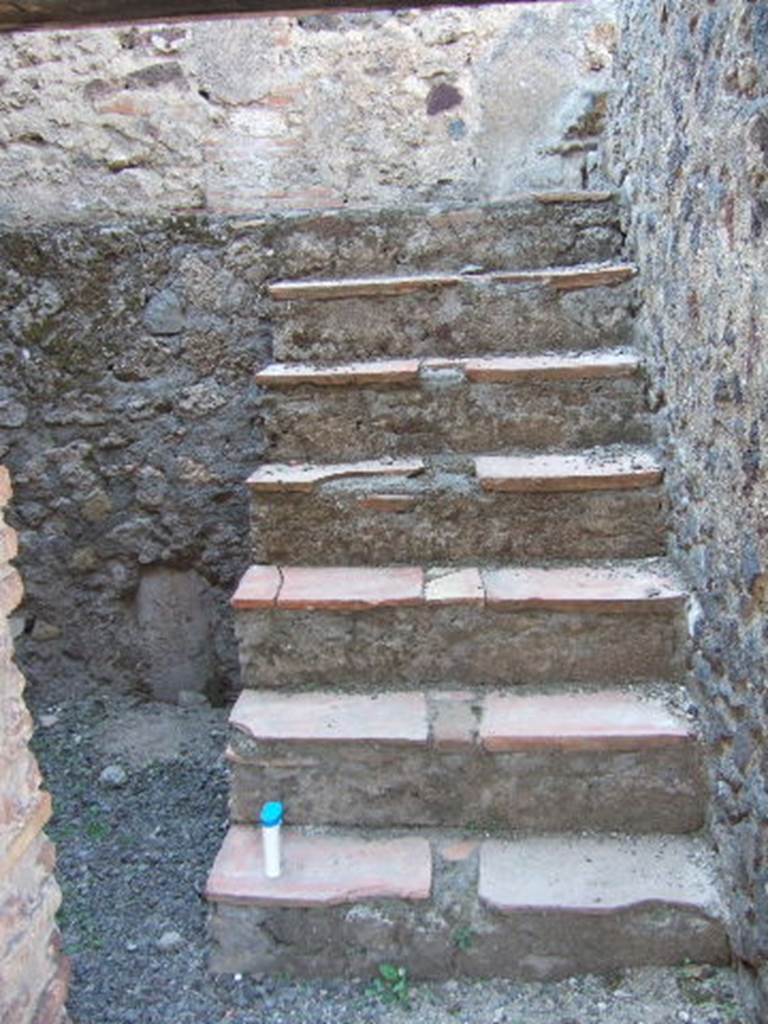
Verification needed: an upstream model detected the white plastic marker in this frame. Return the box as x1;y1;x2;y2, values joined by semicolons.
261;801;283;879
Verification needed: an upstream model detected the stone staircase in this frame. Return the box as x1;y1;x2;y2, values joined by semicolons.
205;193;729;980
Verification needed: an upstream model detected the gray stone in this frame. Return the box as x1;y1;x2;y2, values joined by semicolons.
0;390;28;429
99;764;127;787
251;481;666;566
235;604;685;690
143;289;184;335
156;930;185;953
135;567;215;704
264;376;651;462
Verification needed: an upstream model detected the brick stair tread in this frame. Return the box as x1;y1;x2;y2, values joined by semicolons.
207;827;722;921
475;450;661;493
254;349;639;387
229;688;692;752
231;689;430;745
269;261;637;301
479;834;723;917
247;448;660;495
248;458;425;493
231;563;685;612
206;826;432;907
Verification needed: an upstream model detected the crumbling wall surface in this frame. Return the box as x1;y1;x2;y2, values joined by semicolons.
0;465;69;1024
609;1;768;1017
0;218;271;701
0;3;616;226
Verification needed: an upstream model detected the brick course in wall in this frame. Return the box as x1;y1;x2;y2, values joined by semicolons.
0;464;69;1024
609;2;768;1018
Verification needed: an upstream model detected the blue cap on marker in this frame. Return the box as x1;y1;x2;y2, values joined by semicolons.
260;801;284;828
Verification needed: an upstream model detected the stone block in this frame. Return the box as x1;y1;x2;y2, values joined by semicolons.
135;567;216;703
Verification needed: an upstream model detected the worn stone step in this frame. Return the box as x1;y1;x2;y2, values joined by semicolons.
256;350;650;461
272;267;635;363
248;451;665;564
232;563;686;688
227;688;705;833
256;194;624;280
207;828;728;979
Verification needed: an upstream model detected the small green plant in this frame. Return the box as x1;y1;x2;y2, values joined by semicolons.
453;925;474;952
366;963;411;1007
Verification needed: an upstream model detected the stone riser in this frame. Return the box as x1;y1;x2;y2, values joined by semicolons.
210;898;727;980
273;280;634;362
250;487;666;565
234;606;685;689
262;378;651;462
262;196;623;279
207;829;728;980
229;744;704;834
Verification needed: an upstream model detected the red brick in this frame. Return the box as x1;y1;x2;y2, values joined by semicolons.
475;450;661;493
230;690;428;745
277;566;423;611
255;359;420;387
248;458;424;493
464;350;638;383
480;691;690;752
231;566;282;610
425;568;484;606
206;826;431;906
483;565;684;613
0;524;18;563
357;493;418;513
439;839;479;862
0;566;23;616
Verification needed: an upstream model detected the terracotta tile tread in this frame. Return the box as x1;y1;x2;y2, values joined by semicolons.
463;350;639;383
268;262;636;301
480;690;690;752
277;566;424;610
483;566;684;612
229;689;691;754
231;564;685;613
475;451;662;493
253;350;638;388
479;835;722;915
248;459;425;493
255;359;420;386
206;827;432;906
231;690;429;745
207;830;719;920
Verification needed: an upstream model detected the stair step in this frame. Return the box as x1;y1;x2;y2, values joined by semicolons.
248;450;665;564
232;563;686;687
269;262;636;301
476;450;662;493
227;688;704;833
207;828;728;978
256;350;639;387
256;350;649;461
207;827;432;907
232;564;683;612
260;193;623;280
272;267;635;363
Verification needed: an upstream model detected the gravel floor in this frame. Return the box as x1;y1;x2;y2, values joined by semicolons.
28;689;748;1024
